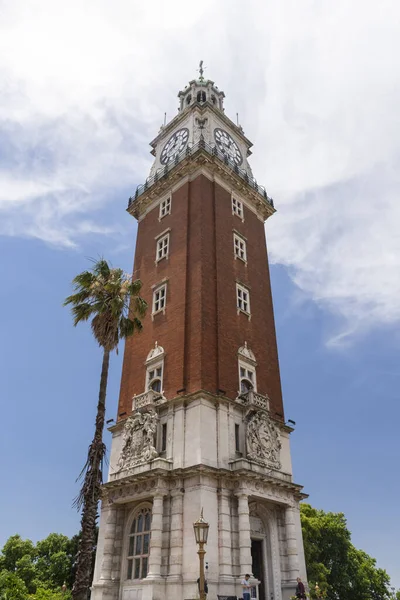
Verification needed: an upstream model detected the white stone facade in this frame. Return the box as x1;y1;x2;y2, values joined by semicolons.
91;391;307;600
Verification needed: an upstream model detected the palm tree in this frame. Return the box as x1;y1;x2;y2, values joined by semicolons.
64;259;147;600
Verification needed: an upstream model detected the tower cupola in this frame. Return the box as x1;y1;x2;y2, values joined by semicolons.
178;61;225;111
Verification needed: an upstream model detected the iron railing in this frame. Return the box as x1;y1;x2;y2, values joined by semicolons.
128;139;274;209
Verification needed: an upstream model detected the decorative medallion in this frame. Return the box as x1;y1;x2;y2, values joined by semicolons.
246;410;282;469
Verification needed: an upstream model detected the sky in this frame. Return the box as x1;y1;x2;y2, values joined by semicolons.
0;0;399;590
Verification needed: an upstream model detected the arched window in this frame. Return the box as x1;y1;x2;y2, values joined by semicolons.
127;507;152;580
238;343;257;395
197;91;206;103
186;94;192;105
240;367;254;393
211;94;216;105
148;367;162;392
145;342;165;394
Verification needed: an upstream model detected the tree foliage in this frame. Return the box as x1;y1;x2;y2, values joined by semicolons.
0;570;29;600
0;530;97;599
64;258;146;600
301;503;392;600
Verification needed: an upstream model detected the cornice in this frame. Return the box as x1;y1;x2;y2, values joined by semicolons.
102;462;308;504
128;148;274;222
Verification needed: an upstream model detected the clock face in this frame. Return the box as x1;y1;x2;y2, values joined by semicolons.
160;128;189;164
214;128;243;165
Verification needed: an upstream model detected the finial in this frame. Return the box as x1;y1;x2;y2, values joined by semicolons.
155;341;158;348
198;60;205;81
244;341;248;348
200;507;204;519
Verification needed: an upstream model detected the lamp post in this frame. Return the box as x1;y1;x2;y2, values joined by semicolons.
193;508;210;600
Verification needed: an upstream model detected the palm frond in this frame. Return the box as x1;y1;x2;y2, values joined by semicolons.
132;317;144;332
92;259;111;280
119;316;135;339
72;270;96;289
73;440;107;511
63;289;93;307
71;303;96;326
132;295;148;318
65;259;147;350
129;278;143;296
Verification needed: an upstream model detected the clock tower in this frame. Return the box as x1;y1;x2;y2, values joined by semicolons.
91;67;308;600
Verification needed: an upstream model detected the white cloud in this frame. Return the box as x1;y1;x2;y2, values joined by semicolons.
0;0;399;337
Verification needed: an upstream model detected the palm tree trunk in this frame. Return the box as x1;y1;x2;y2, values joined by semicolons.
72;349;110;600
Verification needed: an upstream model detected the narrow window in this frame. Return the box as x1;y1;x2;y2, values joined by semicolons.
232;197;243;219
152;284;167;315
186;94;192;105
127;507;152;580
236;284;250;315
147;365;163;393
235;424;240;452
197;91;206;102
156;233;169;261
239;364;256;393
161;423;167;452
159;196;171;219
234;234;247;262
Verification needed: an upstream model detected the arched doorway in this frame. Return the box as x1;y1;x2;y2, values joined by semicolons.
249;502;279;600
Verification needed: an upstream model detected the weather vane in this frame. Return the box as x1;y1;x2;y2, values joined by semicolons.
198;60;205;81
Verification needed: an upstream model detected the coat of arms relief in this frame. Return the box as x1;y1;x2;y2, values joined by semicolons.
246;409;282;469
116;410;159;472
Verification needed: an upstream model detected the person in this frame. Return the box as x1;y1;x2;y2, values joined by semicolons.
241;573;251;600
296;577;306;599
197;577;208;596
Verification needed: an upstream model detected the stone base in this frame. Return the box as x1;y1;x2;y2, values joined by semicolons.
90;580;120;600
281;582;297;600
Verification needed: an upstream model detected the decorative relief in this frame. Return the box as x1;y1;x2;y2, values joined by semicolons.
250;516;265;535
246;410;281;469
146;341;164;362
238;341;256;364
117;410;159;472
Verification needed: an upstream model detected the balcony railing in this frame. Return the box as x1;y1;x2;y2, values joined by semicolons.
236;389;270;412
128;139;274;209
132;389;166;412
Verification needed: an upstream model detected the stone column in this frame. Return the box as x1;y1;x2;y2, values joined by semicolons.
147;493;164;579
218;489;233;581
169;488;184;580
111;507;124;581
236;493;253;577
100;504;117;580
285;505;300;582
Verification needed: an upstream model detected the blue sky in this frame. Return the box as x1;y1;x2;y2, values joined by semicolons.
0;210;399;588
0;0;399;591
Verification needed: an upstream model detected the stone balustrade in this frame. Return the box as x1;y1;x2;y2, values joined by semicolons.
132;389;166;412
236;389;270;411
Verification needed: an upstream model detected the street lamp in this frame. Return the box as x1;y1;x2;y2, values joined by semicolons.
193;508;210;600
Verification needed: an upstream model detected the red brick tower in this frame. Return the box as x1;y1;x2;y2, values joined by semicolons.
92;68;307;600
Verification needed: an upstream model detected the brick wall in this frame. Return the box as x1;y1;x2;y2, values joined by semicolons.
117;175;284;420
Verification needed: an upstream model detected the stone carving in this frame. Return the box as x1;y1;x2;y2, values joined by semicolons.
146;341;164;363
246;410;281;469
238;341;256;364
117;410;159;471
